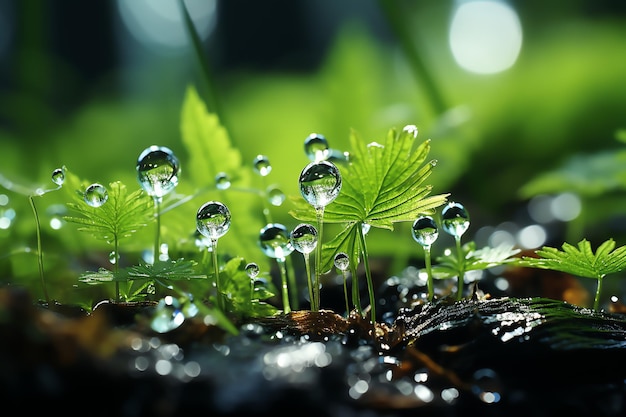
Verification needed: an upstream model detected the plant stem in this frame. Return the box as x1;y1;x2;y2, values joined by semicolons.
341;270;350;316
153;197;161;264
455;236;465;301
303;252;315;310
28;195;50;305
351;263;362;316
211;240;224;311
277;258;291;314
313;207;324;311
114;236;120;301
594;275;604;310
424;245;434;301
357;223;376;324
286;255;298;310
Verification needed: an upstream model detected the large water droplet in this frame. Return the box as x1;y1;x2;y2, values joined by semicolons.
253;155;272;177
245;262;260;279
51;167;65;186
84;183;108;207
334;252;350;271
150;295;185;333
298;160;342;209
290;223;318;254
412;216;439;247
259;223;294;260
196;201;231;241
215;172;231;190
441;202;470;238
304;133;330;162
266;185;285;206
136;145;180;199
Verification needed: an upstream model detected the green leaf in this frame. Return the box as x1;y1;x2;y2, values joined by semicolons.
64;180;154;245
431;242;521;280
290;126;448;272
122;259;206;283
517;239;626;280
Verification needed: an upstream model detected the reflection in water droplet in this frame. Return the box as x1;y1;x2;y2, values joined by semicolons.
151;296;185;333
136;146;180;199
402;124;419;138
334;252;350;271
304;133;330;162
245;262;260;278
109;251;118;264
196;201;231;241
412;216;438;248
290;223;318;254
253;155;272;177
259;223;294;260
441;201;470;238
298;161;342;210
51;167;65;186
215;172;231;190
84;183;108;207
266;185;285;206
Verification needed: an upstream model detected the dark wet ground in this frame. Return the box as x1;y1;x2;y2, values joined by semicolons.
1;283;626;417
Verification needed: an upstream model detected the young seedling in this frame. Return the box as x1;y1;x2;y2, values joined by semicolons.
290;223;318;310
196;201;231;311
441;201;470;300
334;252;351;315
259;223;295;313
411;215;439;301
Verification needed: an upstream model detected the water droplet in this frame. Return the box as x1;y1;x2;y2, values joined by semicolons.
361;223;371;235
253;155;272;177
402;124;418;138
150;295;185;333
412;216;439;247
51;167;65;186
84;183;108;207
304;133;330;162
298;160;342;210
266;185;285;206
136;145;180;199
441;201;470;238
215;172;231;190
245;262;260;279
334;252;350;271
290;223;318;254
259;223;294;260
196;201;231;241
109;251;118;264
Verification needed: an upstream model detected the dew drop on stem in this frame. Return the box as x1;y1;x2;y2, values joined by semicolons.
51;167;65;186
136;145;180;200
245;262;260;279
298;160;342;210
441;201;470;238
290;223;318;255
411;216;439;248
259;223;295;313
253;155;272;177
84;183;108;208
304;133;330;162
215;172;231;190
196;201;231;241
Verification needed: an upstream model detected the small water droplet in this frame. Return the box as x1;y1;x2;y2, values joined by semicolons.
290;223;318;254
253;155;272;177
136;146;180;199
402;124;418;138
299;161;342;209
245;262;260;279
304;133;330;162
51;167;65;186
259;223;294;260
334;252;350;271
441;202;470;238
266;185;285;206
84;183;108;207
412;216;438;248
150;295;185;333
215;172;231;190
196;201;231;241
109;251;118;264
361;223;371;235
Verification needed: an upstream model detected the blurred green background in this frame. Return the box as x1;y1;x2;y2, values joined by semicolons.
1;0;626;305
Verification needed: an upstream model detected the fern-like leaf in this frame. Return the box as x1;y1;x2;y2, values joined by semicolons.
432;242;521;280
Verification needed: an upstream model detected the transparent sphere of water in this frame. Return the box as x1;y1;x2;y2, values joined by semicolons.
299;160;342;210
412;216;439;247
441;201;470;238
51;167;65;186
259;223;294;260
196;201;231;241
266;185;285;207
136;145;180;199
245;262;260;279
150;295;185;333
334;252;350;271
290;223;318;255
84;183;108;208
215;172;231;190
304;133;330;162
253;155;272;177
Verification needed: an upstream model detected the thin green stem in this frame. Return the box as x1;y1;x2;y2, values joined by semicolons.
153;197;161;264
277;258;291;314
313;207;324;312
114;236;120;301
357;223;376;324
424;245;434;301
594;276;604;310
303;253;315;310
28;195;49;305
351;263;362;316
211;240;224;311
455;236;465;301
341;270;350;316
286;254;298;310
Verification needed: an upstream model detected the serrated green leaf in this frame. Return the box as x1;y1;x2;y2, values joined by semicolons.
431;242;521;281
122;259;205;283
